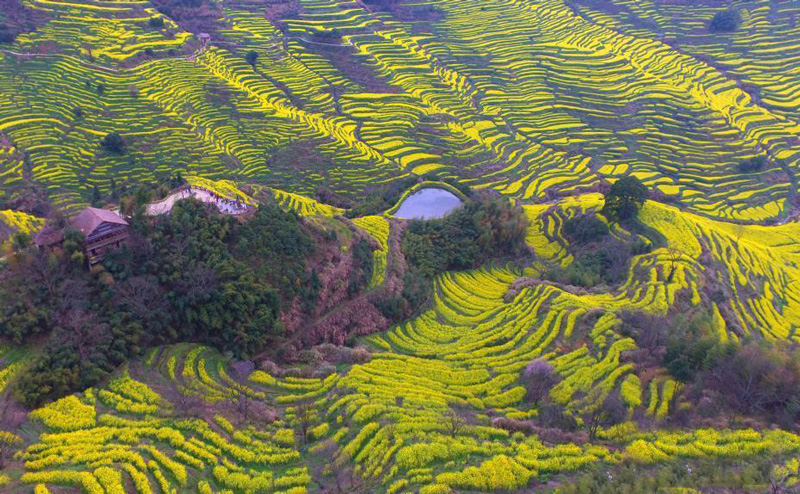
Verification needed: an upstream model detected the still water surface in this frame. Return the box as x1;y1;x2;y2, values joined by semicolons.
394;188;463;220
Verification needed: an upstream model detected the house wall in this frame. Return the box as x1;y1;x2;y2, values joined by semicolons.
84;222;130;265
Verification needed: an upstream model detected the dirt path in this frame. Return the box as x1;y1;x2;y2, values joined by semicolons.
146;187;249;216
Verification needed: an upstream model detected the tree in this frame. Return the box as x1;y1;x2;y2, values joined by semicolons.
62;228;86;265
225;388;254;422
293;402;316;444
521;358;558;405
602;176;648;221
59;309;111;361
245;51;258;68
665;245;684;282
109;177;119;201
113;275;170;340
586;391;627;439
402;197;527;278
709;9;741;33
315;440;378;494
101;132;126;154
91;184;102;206
446;407;466;438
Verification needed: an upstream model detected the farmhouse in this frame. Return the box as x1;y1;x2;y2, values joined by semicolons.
72;207;130;265
35;207;130;266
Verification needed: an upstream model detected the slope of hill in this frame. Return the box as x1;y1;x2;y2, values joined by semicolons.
3;195;800;492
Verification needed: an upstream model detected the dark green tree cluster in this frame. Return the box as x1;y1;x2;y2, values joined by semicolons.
350;237;375;295
1;200;317;407
231;202;314;303
402;197;528;278
388;197;527;319
3;241;144;407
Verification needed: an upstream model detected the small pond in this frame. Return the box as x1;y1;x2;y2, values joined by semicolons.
394;188;463;220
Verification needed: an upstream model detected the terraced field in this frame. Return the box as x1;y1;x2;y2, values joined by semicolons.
0;0;798;220
3;194;800;492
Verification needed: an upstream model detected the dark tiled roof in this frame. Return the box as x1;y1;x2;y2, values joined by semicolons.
70;207;128;236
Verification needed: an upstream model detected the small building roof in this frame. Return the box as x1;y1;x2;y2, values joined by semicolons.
70;207;128;236
33;228;64;247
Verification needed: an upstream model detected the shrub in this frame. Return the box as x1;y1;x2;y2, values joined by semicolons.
245;51;258;67
148;16;165;28
537;403;578;430
706;344;800;423
563;215;609;245
101;132;126;154
738;156;766;173
663;337;721;383
709;9;741;32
